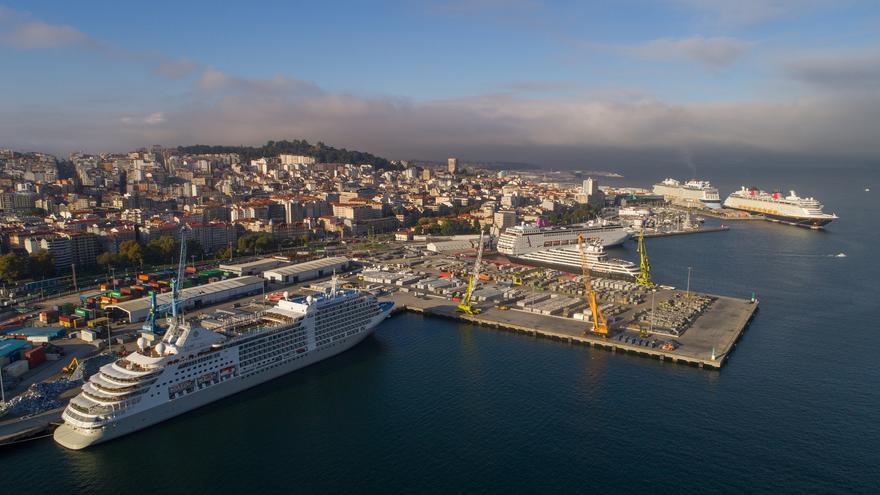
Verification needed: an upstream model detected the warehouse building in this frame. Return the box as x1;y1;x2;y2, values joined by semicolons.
262;257;349;284
106;276;265;323
219;258;291;277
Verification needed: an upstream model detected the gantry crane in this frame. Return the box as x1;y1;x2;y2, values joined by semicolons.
457;229;486;315
142;225;190;334
576;234;609;336
635;229;654;288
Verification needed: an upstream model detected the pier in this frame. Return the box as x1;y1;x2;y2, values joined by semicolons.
383;291;758;369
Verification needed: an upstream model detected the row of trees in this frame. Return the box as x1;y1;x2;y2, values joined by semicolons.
414;217;480;236
96;237;206;269
0;250;56;284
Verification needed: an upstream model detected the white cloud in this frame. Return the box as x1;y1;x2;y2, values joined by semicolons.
0;20;90;49
579;36;753;69
786;48;880;91
53;74;876;162
671;0;838;26
621;36;753;68
153;58;199;79
120;112;166;126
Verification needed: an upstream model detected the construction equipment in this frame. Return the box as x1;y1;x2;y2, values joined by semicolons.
62;357;79;374
512;266;542;286
577;235;609;336
635;229;655;288
457;229;486;315
142;225;190;334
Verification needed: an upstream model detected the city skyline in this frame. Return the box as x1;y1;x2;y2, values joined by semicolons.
1;1;879;167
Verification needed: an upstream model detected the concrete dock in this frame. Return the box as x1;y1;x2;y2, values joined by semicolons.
382;291;758;369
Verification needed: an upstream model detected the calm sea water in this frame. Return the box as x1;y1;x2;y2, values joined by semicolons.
3;165;878;494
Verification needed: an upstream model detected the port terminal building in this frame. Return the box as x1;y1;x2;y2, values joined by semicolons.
107;276;265;323
262;257;349;284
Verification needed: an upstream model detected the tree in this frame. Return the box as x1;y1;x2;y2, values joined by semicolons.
0;253;25;284
216;247;233;260
28;249;56;278
237;233;275;254
186;239;204;260
96;252;121;268
146;235;178;263
118;240;144;265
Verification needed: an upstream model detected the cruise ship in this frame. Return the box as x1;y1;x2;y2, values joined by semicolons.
514;242;640;279
497;221;629;257
652;178;722;209
54;285;394;450
723;187;838;229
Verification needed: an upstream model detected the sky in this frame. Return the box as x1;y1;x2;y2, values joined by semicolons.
1;0;879;169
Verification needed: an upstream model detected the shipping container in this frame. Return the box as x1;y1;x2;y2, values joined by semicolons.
3;359;29;378
24;346;45;367
88;317;109;328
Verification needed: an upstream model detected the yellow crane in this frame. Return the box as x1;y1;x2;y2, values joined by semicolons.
635;229;655;288
577;235;609;336
457;229;486;315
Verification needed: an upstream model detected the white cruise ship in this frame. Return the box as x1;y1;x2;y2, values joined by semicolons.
497;221;629;257
653;178;722;209
515;242;639;279
54;285;394;450
723;187;838;229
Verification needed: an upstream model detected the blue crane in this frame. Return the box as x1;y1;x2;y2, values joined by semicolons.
141;225;190;334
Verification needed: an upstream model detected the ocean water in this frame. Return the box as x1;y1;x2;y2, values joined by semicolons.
3;165;878;494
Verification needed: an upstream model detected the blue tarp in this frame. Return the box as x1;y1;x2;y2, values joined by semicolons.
0;338;30;358
6;327;65;339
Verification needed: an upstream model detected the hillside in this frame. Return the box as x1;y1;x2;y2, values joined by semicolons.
177;139;398;170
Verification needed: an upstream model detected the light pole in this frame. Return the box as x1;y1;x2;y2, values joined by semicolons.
650;289;656;334
686;266;692;299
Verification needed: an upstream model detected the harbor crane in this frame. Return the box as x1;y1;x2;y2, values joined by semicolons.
457;229;486;315
577;235;609;336
142;225;190;334
635;229;655;288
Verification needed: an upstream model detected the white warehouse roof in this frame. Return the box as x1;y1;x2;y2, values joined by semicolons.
107;276;265;323
263;257;349;277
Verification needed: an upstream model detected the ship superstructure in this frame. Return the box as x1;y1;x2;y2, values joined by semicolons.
723;187;837;229
652;178;722;209
497;221;629;257
54;285;393;450
511;241;639;279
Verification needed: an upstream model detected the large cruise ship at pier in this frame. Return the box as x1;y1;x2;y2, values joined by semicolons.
652;178;722;209
497;221;629;257
54;285;394;450
514;242;640;279
723;187;838;229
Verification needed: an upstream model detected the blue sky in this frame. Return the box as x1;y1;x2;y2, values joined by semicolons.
1;0;879;166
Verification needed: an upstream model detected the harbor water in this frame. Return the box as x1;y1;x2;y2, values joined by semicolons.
2;164;878;494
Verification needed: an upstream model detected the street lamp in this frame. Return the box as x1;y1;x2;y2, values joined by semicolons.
686;266;692;299
650;288;657;334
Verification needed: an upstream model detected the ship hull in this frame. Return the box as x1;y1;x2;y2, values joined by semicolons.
54;310;391;450
724;206;835;229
